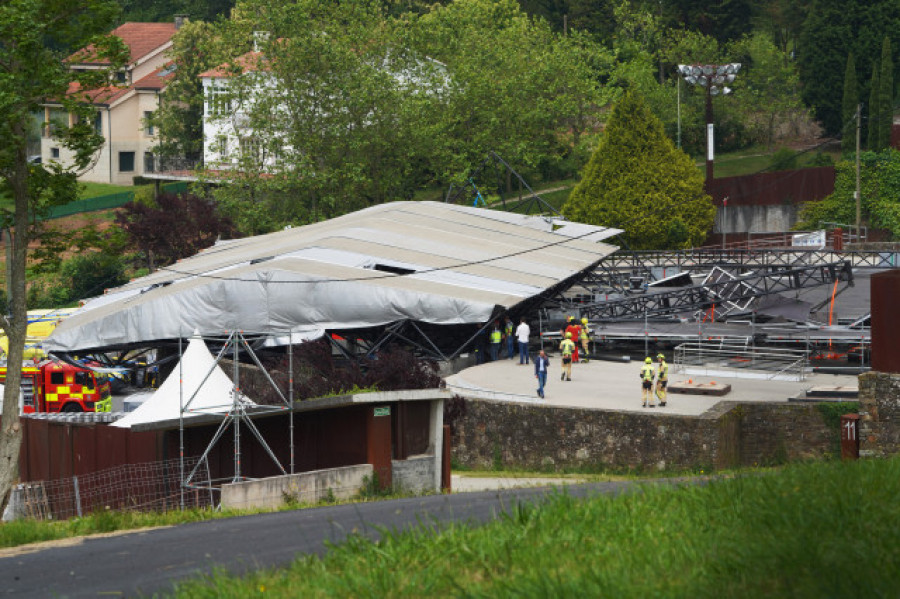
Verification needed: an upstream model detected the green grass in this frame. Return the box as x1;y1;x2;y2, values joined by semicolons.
171;457;900;598
77;181;139;199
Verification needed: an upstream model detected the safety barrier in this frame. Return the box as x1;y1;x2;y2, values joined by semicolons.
674;340;809;381
45;182;189;219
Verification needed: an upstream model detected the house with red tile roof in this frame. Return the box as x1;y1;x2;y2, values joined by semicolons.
41;19;184;184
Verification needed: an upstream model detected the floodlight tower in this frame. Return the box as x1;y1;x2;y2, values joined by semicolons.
677;63;741;184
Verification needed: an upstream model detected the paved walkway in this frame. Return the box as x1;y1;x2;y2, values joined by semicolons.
445;355;858;417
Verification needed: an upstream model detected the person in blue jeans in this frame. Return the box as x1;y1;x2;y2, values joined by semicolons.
534;349;550;398
504;316;515;359
516;317;530;364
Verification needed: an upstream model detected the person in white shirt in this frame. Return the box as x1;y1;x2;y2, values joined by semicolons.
515;318;530;364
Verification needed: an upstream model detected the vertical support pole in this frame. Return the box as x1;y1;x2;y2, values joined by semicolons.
178;334;184;511
855;103;862;243
288;334;294;475
233;333;241;482
442;424;452;493
73;475;82;517
677;76;681;149
705;89;714;185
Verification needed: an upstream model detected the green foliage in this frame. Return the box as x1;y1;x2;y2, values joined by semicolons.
563;90;715;250
769;147;798;171
841;53;859;155
173;458;900;597
796;149;900;238
798;0;900;136
878;37;894;153
868;59;882;150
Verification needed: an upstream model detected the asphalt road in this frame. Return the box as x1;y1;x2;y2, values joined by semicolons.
0;480;643;598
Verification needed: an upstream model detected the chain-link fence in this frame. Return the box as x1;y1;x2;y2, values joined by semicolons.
11;456;214;521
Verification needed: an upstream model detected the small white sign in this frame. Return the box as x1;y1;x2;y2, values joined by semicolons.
792;230;826;249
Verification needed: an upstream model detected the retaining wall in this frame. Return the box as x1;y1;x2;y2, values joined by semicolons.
220;464;373;510
448;398;838;472
859;371;900;456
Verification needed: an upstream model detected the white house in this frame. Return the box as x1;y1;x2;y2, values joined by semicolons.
41;20;182;185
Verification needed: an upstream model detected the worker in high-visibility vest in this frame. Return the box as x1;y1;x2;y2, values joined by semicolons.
95;395;112;413
504;316;515;360
640;357;656;407
489;323;502;361
655;353;668;407
580;317;591;362
559;332;576;381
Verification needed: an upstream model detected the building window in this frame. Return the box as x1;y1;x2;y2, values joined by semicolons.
207;84;231;117
144;111;154;136
216;135;228;159
94;111;102;136
239;137;260;162
51;147;60;159
144;152;155;173
115;71;127;84
119;151;135;172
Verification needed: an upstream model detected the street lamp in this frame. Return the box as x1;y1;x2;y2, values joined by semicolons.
677;63;741;184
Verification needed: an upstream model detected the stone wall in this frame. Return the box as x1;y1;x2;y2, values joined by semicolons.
859;371;900;456
449;397;838;472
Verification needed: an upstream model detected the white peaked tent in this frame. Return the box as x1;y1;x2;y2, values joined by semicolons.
112;334;255;428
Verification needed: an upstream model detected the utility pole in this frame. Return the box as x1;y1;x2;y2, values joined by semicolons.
856;103;862;243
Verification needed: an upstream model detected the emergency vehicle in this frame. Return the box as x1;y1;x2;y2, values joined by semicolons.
0;360;111;413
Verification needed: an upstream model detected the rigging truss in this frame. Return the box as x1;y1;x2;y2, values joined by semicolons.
579;260;853;322
600;248;900;272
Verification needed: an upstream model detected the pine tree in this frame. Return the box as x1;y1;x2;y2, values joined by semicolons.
868;61;881;150
879;37;894;151
841;53;858;156
563;90;715;250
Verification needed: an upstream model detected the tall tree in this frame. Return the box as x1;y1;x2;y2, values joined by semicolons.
0;0;127;512
563;90;714;249
798;0;900;136
842;53;859;155
878;37;894;151
868;60;881;150
150;19;233;164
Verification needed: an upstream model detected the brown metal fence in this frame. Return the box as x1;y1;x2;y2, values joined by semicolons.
706;166;835;206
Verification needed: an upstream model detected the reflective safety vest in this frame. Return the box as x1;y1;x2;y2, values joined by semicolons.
641;364;655;382
95;396;112;413
491;329;502;344
505;321;513;335
658;361;668;381
560;339;576;357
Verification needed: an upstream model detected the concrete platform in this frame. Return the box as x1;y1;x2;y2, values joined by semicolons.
445;356;859;417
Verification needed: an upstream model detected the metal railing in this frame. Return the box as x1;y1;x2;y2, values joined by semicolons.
674;341;809;381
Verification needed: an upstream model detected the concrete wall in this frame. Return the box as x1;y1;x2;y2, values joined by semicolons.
220;464;373;510
859;371;900;456
448;397;838;472
716;204;799;235
392;455;435;493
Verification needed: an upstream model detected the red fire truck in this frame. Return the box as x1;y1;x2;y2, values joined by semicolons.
0;360;111;413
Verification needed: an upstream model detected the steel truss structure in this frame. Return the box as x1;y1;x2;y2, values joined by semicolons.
577;261;853;322
600;248;900;272
180;331;294;506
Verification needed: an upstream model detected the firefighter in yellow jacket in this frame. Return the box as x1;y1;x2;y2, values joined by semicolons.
559;332;576;381
580;317;591;362
640;357;656;407
655;353;668;407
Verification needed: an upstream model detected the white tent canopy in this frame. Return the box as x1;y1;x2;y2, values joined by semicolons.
112;335;254;428
47;201;620;351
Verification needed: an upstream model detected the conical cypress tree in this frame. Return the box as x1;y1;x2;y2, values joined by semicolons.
841;53;858;156
868;61;881;150
879;37;894;151
563;90;715;250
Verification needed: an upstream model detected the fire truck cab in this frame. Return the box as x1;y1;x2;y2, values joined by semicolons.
0;360;111;413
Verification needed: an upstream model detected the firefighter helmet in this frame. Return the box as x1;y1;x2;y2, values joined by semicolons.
645;357;652;364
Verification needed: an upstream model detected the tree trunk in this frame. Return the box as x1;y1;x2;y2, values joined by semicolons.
0;118;30;515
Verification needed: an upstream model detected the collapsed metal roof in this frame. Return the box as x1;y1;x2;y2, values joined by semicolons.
46;201;620;352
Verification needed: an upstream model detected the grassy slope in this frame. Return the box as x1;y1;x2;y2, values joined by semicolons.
172;457;900;598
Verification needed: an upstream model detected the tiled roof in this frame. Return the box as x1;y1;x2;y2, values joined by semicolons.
69;22;176;66
199;51;266;78
62;63;171;106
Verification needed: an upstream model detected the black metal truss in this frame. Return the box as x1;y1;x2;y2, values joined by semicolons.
600;248;900;271
580;261;853;322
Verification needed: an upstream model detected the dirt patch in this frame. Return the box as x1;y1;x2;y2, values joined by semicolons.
0;524;170;558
